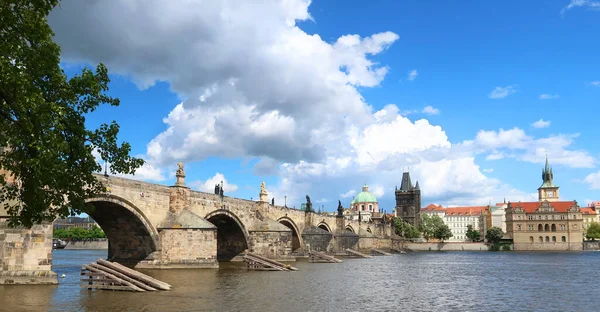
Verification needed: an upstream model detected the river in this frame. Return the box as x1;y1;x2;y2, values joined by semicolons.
1;249;599;311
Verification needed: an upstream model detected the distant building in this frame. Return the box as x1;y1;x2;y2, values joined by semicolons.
394;172;421;227
345;184;379;222
54;216;99;231
505;157;583;250
581;207;598;232
422;204;486;242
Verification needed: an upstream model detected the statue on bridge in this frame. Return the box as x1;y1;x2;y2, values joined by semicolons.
337;200;344;217
271;198;275;206
214;184;220;195
175;162;186;186
259;181;268;202
305;195;313;212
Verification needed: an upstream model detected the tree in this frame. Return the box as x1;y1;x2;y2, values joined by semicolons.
586;222;600;241
0;0;144;227
466;224;481;242
394;217;420;239
403;223;421;239
419;214;445;241
394;217;405;236
485;226;504;244
434;224;453;242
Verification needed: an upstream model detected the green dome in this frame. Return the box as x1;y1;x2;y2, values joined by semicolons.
354;184;377;203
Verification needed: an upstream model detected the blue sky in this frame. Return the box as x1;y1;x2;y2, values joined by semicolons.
51;0;600;212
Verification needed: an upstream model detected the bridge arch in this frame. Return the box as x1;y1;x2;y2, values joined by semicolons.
277;216;303;252
205;209;250;261
345;225;356;233
85;195;159;266
317;222;331;232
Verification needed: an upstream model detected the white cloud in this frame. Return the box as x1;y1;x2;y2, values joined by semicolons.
340;189;356;198
370;185;385;197
422;106;440;115
591;81;600;87
190;172;239;194
584;171;600;190
49;0;596;209
407;69;418;81
488;86;518;99
483;168;494;173
532;119;551;129
92;148;167;182
539;94;560;100
561;0;600;14
471;128;594;168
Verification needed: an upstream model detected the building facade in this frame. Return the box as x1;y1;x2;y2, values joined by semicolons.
422;204;486;242
394;172;421;227
54;216;100;230
343;184;379;222
505;157;583;250
581;206;598;232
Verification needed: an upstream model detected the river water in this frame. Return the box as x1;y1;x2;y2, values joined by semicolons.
1;249;599;311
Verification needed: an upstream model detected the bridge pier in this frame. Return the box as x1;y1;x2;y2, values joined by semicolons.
0;219;57;284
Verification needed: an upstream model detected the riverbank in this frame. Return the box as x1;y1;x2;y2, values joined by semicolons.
64;239;108;250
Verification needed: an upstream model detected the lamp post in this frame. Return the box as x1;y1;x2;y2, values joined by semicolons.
285;196;287;208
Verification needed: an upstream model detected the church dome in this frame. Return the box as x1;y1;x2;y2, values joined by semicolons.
354;184;377;203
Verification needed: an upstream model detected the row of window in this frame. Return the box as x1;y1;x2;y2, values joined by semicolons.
529;236;567;243
515;224;568;231
512;214;581;221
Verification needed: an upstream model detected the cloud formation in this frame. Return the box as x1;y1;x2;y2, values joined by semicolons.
561;0;600;14
422;106;440;115
532;119;551;129
539;94;560;100
407;69;418;81
489;86;518;99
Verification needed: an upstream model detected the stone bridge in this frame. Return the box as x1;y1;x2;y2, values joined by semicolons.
1;168;393;284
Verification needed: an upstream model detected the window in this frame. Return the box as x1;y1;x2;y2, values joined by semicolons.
538;224;543;232
518;215;522;220
528;225;534;231
561;236;566;242
560;224;566;231
528;215;534;220
538;215;542;220
369;204;373;211
539;236;543;242
517;225;522;231
544;224;550;232
361;205;365;211
545;236;550;242
529;236;534;242
552;236;556;242
551;224;556;232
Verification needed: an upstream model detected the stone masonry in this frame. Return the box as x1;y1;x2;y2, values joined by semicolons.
0;164;393;283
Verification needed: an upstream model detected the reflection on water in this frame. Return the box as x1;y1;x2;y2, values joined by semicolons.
1;249;599;311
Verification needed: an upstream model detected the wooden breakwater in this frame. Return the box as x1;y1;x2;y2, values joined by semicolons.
81;259;171;292
243;251;298;271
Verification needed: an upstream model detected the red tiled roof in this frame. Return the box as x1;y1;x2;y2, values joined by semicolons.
422;204;444;211
421;205;488;216
510;201;577;213
581;207;597;215
444;206;487;216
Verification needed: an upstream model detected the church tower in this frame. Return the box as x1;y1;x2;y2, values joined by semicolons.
538;156;559;202
394;171;421;227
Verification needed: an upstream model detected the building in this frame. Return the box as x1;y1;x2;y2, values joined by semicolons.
54;216;99;231
505;157;584;250
345;184;379;222
422;204;486;242
581;206;598;232
394;172;421;227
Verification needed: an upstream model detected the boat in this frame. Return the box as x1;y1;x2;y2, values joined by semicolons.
53;238;67;249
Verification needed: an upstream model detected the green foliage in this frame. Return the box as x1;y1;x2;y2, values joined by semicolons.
404;223;421;239
501;244;511;251
418;214;445;241
0;0;144;227
489;243;500;251
466;224;481;242
586;222;600;241
485;226;504;244
53;225;106;239
434;224;453;242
